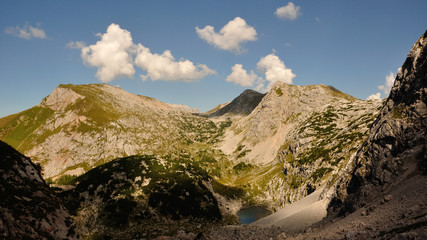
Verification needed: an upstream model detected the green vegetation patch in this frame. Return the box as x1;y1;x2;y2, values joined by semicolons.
324;85;357;102
275;87;284;96
284;113;301;124
0;106;54;151
311;167;333;182
56;174;79;185
236;150;250;159
212;179;245;200
298;146;332;164
232;162;254;173
288;175;302;189
391;105;406;119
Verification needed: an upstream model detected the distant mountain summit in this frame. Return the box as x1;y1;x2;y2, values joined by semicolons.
0;84;219;178
209;89;265;117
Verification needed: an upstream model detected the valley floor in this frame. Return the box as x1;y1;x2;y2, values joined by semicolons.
251;188;328;230
288;173;427;240
161;171;427;240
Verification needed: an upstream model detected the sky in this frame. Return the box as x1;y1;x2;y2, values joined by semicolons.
0;0;426;117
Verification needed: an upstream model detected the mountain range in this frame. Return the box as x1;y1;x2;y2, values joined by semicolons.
0;30;426;239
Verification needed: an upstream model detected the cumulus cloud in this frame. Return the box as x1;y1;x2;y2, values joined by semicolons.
256;53;296;90
80;23;135;82
366;92;381;101
275;2;302;20
378;71;395;96
226;64;260;87
196;17;257;54
366;71;396;101
5;23;47;39
225;53;296;92
70;23;215;83
66;41;86;49
134;44;215;81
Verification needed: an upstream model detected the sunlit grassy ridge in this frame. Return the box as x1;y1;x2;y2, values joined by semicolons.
0;106;54;152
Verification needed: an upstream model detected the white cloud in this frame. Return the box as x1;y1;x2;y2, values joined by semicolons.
366;71;396;101
226;64;260;87
315;17;320;22
73;23;215;83
66;41;86;49
80;23;135;82
134;44;216;82
275;2;302;20
378;71;395;96
5;23;47;39
195;17;257;54
254;83;266;92
226;53;296;92
256;53;296;91
366;92;381;101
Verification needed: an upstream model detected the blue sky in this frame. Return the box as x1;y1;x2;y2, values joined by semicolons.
0;0;426;117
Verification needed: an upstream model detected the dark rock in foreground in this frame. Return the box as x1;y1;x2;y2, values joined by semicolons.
0;140;79;239
60;154;223;239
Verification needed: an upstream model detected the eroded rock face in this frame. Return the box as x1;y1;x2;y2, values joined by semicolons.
0;140;79;239
331;30;427;213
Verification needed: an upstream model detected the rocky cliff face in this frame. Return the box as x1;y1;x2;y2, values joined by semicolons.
331;30;427;213
0;140;79;239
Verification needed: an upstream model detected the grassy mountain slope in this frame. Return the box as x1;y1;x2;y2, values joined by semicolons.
0;84;224;179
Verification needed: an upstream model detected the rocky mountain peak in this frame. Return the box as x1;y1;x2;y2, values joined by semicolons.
221;83;360;160
388;30;427;112
41;83;197;114
208;88;265;117
41;85;84;111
